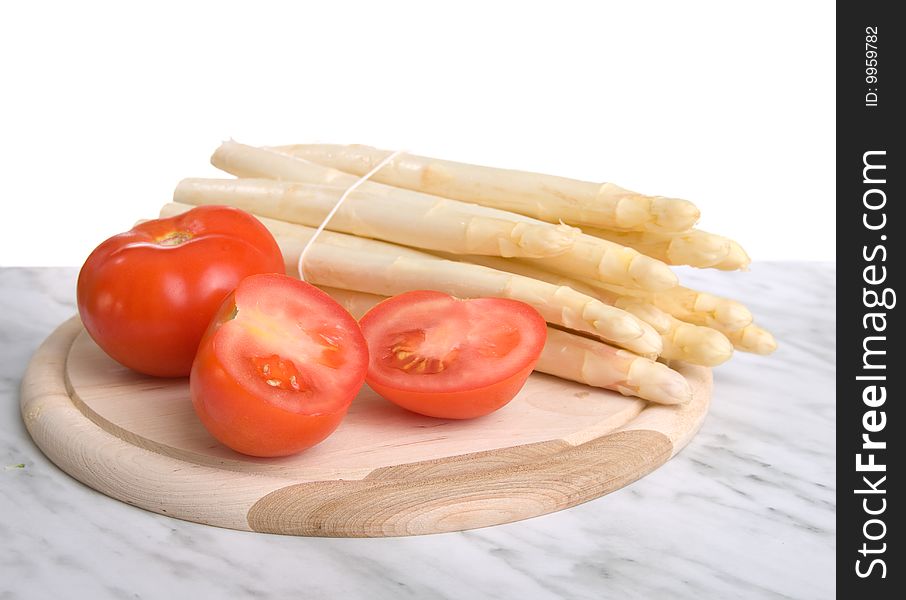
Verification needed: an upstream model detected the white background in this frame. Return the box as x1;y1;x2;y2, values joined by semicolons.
1;1;835;266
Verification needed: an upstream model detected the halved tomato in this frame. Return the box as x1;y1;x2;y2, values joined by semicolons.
358;291;547;419
190;273;369;457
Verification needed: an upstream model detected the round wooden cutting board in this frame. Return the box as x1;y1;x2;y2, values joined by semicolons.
21;316;712;537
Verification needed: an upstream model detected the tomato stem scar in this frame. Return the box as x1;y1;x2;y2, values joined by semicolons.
157;231;193;246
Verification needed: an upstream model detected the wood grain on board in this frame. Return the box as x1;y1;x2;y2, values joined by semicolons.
21;316;712;537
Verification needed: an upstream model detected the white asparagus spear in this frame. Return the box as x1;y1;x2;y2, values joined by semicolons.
541;327;691;404
176;178;580;259
584;227;751;271
519;232;678;292
210;141;678;292
598;282;754;333
633;304;734;366
434;252;733;367
714;240;752;271
723;324;778;355
317;285;691;405
601;279;773;355
160;203;663;357
273;143;701;233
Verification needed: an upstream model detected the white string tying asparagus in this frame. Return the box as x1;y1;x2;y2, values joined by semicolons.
430;252;734;367
160;202;664;357
209;141;678;292
316;286;692;406
272;143;701;233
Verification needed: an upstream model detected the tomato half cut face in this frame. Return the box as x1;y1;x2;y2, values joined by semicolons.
358;291;547;419
190;274;369;457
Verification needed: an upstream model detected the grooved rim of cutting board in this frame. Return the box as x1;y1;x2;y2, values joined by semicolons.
20;316;712;537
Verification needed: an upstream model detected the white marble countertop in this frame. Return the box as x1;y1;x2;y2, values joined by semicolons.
0;263;834;599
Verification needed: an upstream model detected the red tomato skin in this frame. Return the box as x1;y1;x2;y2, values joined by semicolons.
359;291;547;420
190;274;370;457
76;206;284;377
366;362;537;420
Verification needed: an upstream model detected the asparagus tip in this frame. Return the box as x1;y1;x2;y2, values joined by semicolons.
627;359;692;405
626;254;679;292
650;196;701;232
740;326;778;355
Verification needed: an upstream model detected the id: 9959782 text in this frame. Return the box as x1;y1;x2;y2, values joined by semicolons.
865;27;878;107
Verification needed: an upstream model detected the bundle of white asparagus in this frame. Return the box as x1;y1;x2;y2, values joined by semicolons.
163;140;776;406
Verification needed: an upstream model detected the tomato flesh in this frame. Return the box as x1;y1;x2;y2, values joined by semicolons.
77;205;285;377
190;273;369;457
359;291;546;419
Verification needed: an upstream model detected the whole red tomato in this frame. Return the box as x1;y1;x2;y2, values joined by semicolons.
77;205;284;377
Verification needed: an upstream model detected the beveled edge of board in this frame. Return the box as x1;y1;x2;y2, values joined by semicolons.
20;316;711;537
